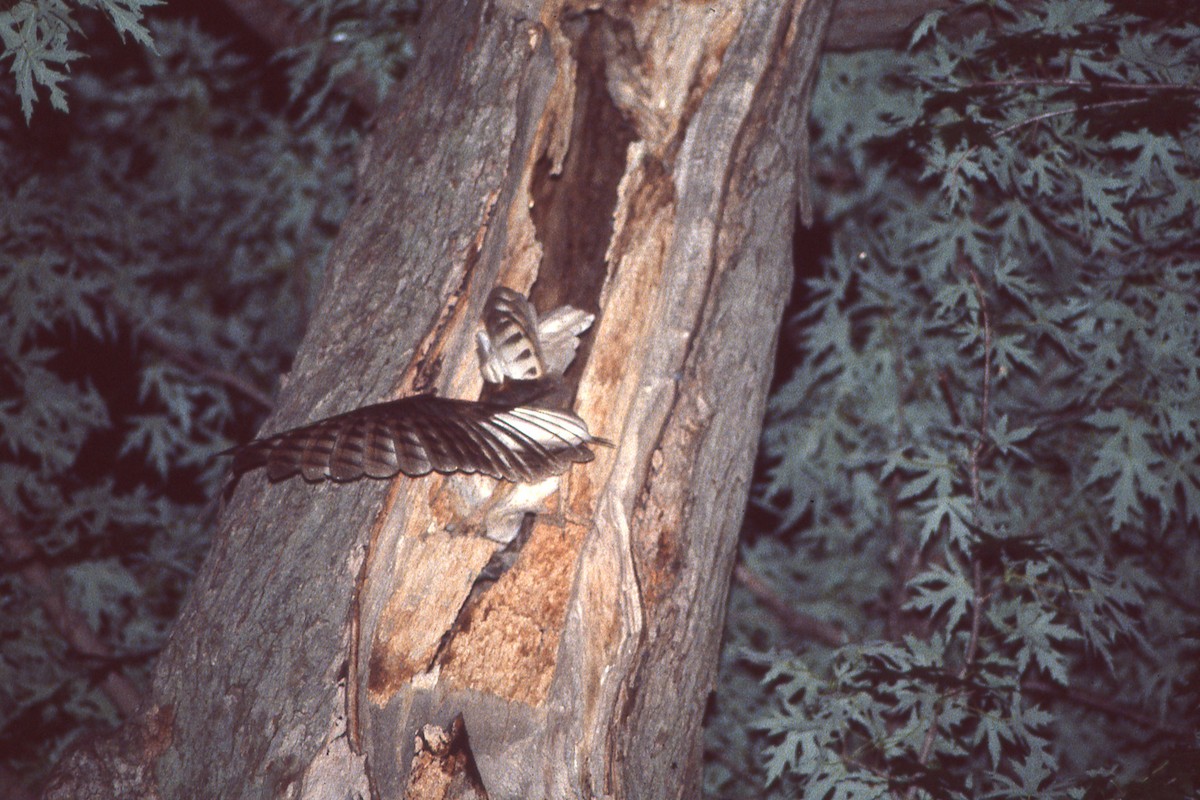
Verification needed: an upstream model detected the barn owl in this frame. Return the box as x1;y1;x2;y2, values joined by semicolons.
224;288;604;486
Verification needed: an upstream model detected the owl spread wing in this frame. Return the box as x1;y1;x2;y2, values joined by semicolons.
225;288;605;485
225;395;600;484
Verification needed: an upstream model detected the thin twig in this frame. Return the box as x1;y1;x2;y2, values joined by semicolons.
996;97;1149;137
1024;680;1194;739
949;97;1151;179
220;0;384;113
0;765;39;800
904;698;943;800
965;262;991;504
887;316;916;641
101;286;275;411
961;262;991;675
915;704;941;765
967;78;1199;94
906;263;994;799
884;473;915;641
962;559;983;670
937;369;962;429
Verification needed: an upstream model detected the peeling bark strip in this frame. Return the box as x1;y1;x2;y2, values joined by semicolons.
46;1;836;798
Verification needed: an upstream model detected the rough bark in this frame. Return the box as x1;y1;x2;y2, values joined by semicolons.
45;0;834;797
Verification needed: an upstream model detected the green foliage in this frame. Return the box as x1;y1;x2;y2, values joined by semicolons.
0;0;161;121
0;3;413;784
708;1;1200;797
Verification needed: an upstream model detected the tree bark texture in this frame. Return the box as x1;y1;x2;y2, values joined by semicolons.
45;0;834;798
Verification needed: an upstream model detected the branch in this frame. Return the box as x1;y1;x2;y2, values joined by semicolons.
220;0;384;113
996;97;1150;137
967;77;1200;94
1024;679;1195;739
950;97;1152;178
134;325;275;410
733;563;847;647
0;507;142;719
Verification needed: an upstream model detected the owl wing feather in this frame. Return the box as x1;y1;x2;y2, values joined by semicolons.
476;287;594;383
225;288;606;486
478;287;544;383
224;395;598;484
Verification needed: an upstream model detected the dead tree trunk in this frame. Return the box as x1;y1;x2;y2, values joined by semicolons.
46;1;834;798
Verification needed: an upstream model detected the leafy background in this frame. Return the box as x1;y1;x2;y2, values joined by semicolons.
0;0;407;787
707;2;1200;797
1;0;1197;797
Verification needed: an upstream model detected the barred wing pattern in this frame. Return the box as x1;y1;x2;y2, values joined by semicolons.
226;288;604;485
477;287;545;383
227;395;598;484
476;287;595;384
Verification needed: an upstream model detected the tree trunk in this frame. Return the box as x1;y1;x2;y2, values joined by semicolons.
45;0;834;797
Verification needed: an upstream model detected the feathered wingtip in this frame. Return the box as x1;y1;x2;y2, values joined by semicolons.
219;439;270;475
